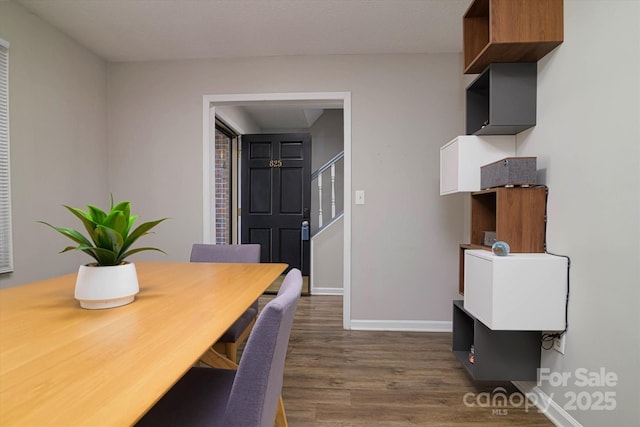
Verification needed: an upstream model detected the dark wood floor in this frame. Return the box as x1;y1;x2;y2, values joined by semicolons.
259;294;553;427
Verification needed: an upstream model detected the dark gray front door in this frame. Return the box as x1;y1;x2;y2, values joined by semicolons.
241;133;311;275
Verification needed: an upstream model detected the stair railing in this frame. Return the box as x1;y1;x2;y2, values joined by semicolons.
311;151;344;229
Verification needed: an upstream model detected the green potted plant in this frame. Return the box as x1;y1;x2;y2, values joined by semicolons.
40;196;167;309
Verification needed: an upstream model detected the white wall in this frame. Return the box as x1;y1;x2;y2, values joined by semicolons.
216;105;261;134
516;1;640;425
311;109;344;170
107;53;466;325
0;1;109;289
312;214;344;294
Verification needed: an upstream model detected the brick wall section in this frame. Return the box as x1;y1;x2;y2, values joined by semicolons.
215;130;231;244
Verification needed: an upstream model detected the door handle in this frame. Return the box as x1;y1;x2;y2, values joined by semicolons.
301;221;310;241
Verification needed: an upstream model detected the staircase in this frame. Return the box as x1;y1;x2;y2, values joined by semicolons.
311;151;344;232
310;151;344;295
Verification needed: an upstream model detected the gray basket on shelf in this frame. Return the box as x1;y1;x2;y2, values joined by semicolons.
481;157;537;189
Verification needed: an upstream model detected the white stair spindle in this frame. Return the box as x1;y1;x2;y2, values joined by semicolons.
331;164;336;219
317;173;323;228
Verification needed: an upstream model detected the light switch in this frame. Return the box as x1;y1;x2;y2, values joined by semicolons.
355;190;365;205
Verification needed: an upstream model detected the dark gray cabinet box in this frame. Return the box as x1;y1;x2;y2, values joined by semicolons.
466;63;537;135
481;157;537;189
452;300;541;381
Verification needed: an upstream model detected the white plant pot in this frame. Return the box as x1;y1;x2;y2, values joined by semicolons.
74;262;139;309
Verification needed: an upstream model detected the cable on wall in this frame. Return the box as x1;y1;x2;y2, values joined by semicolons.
537;185;571;350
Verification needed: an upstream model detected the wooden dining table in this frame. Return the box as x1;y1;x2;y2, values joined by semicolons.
0;261;287;426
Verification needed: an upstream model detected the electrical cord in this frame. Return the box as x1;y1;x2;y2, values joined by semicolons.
541;252;570;350
537;185;571;350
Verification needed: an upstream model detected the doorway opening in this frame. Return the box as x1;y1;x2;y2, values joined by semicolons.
203;92;352;329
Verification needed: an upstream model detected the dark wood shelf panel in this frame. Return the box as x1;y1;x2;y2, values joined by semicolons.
470;187;546;253
458;187;546;295
463;0;564;74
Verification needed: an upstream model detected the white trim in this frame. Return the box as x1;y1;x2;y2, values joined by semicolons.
202;92;352;329
311;287;344;296
231;135;239;244
0;40;13;273
342;93;351;329
214;110;250;136
310;229;315;294
350;320;452;332
512;381;583;427
202;101;214;244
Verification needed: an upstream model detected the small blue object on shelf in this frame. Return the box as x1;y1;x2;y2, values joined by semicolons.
492;241;510;256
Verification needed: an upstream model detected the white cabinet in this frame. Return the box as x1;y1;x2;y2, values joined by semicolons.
463;250;567;331
440;135;515;195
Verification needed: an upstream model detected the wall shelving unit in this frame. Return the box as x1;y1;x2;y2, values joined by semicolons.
463;0;564;74
444;0;565;382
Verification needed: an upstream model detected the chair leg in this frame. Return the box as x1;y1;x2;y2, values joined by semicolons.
225;342;238;364
275;395;288;427
199;348;238;370
228;316;257;362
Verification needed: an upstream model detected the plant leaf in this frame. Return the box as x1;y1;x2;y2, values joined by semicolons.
87;205;107;225
126;215;139;237
78;245;118;266
121;218;168;254
110;200;132;237
118;247;167;264
95;225;124;255
38;221;94;247
103;210;128;237
93;248;117;266
111;201;131;222
65;245;102;264
63;206;100;246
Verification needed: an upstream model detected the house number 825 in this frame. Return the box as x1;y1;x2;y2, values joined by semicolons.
269;160;283;168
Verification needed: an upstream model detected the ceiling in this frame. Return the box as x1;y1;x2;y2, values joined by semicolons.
17;0;470;129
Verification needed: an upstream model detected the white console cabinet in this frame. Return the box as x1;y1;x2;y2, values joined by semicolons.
464;249;567;331
439;135;515;195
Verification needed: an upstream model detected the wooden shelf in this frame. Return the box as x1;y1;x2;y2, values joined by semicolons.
463;0;564;74
470;187;546;253
459;187;547;295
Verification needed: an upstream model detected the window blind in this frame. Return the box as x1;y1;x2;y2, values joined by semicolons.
0;39;13;273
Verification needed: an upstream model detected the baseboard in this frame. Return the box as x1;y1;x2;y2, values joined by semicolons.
310;287;343;296
512;381;583;427
350;319;452;332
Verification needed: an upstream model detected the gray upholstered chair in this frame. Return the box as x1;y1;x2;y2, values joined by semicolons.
136;268;302;427
190;243;261;363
